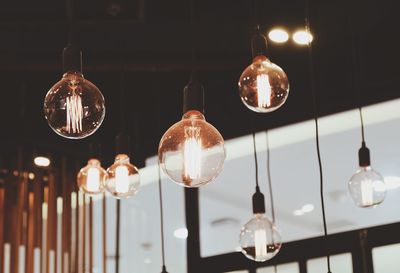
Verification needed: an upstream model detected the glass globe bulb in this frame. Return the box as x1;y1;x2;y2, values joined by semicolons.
239;214;282;262
348;166;386;208
77;159;107;195
44;71;105;139
158;110;226;187
238;55;289;113
105;154;140;199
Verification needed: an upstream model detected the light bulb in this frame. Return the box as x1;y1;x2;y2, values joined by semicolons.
239;214;281;262
77;159;107;195
105;154;140;198
348;166;386;207
238;55;289;113
44;71;105;139
158;110;226;187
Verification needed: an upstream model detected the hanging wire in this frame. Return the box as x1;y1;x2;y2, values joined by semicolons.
348;9;366;144
157;163;167;270
252;132;260;189
304;0;331;272
66;0;75;44
265;131;275;223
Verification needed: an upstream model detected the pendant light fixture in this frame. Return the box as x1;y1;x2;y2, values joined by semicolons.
158;0;226;188
348;109;386;207
347;14;385;208
43;0;105;139
105;71;140;198
157;163;169;273
239;133;281;262
237;0;289;113
305;2;331;271
77;143;107;195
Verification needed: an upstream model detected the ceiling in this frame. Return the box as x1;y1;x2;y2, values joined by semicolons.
0;0;399;166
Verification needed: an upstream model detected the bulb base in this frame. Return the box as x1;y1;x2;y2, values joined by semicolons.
161;266;168;273
358;142;371;167
116;133;130;155
183;71;205;114
251;28;268;59
62;44;82;73
252;186;266;214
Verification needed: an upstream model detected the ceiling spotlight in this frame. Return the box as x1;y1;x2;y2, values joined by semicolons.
34;156;51;167
174;228;188;239
293;30;313;45
301;204;314;213
268;28;289;43
293;209;304;216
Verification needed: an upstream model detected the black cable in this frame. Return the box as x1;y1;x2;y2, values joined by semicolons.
265;130;276;223
66;0;75;45
359;107;365;143
304;0;331;272
252;132;260;189
157;163;167;269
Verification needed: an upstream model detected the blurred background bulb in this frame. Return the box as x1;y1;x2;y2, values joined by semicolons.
77;159;107;195
239;214;282;262
238;55;289;113
44;71;105;139
158;110;226;187
105;154;140;198
348;166;386;207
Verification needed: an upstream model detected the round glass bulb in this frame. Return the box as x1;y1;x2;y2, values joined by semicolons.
239;214;282;262
77;159;107;195
238;55;289;113
158;110;226;187
348;166;386;208
44;71;105;139
105;154;140;199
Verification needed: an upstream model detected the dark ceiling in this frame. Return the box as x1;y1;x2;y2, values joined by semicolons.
0;0;398;168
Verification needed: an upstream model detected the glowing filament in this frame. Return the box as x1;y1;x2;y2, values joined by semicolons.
256;74;272;108
66;93;83;134
86;167;100;192
183;126;202;181
361;179;374;206
255;229;268;258
115;166;129;193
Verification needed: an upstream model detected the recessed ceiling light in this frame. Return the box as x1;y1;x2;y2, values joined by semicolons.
293;30;313;45
268;28;289;43
301;204;314;213
293;209;304;216
174;227;188;239
384;176;400;190
34;156;51;167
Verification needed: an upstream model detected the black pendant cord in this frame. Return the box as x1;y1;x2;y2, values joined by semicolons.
304;0;331;272
66;0;74;45
157;163;168;272
359;107;366;144
265;131;275;224
252;132;260;189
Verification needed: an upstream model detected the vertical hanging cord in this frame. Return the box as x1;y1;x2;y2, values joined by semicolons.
265;131;275;223
157;163;167;271
66;0;74;45
252;133;260;189
304;0;331;272
189;0;196;68
348;13;366;145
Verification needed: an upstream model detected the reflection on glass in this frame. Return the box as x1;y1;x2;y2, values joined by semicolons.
307;253;352;273
373;243;400;273
256;262;299;273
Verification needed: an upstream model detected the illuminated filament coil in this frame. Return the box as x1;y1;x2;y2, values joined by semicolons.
183;126;202;181
256;74;272;108
66;93;83;134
